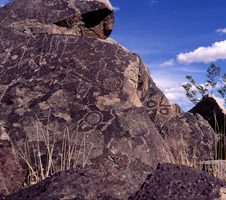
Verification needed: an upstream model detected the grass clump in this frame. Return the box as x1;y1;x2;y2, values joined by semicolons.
13;110;93;186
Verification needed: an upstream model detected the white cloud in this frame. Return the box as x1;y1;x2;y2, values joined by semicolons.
158;83;186;101
150;0;158;3
148;0;158;6
160;59;175;67
216;28;226;34
177;40;226;64
151;75;193;111
113;6;120;11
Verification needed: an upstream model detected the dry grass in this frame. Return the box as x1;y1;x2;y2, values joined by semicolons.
0;172;9;195
13;110;93;186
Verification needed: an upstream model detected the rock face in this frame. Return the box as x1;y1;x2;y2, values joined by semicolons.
0;0;114;39
0;125;24;196
160;112;216;167
0;0;173;198
142;78;182;130
143;80;216;167
129;163;226;200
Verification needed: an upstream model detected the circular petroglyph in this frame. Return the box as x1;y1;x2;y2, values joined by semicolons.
159;107;170;115
85;111;103;126
102;77;122;91
146;100;158;108
11;55;18;60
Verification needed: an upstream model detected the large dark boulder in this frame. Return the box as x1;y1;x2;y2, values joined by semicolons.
6;163;226;200
5;165;122;200
129;163;226;200
0;0;173;198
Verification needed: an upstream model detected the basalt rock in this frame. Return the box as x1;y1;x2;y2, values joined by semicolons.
0;0;114;39
7;163;226;200
160;112;216;167
129;163;226;200
142;78;182;130
142;76;215;166
0;0;173;198
5;165;120;200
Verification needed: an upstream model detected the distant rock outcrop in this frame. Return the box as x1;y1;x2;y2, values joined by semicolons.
190;94;226;159
129;163;226;200
190;94;226;132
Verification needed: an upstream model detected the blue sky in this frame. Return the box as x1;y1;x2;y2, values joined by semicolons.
0;0;13;6
1;0;226;110
111;0;226;110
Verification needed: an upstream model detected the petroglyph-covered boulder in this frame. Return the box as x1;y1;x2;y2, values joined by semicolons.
0;0;114;39
0;0;174;198
142;77;216;166
160;112;216;167
0;0;218;198
129;163;226;200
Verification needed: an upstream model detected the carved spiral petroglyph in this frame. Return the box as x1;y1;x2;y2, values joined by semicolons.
85;111;103;126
